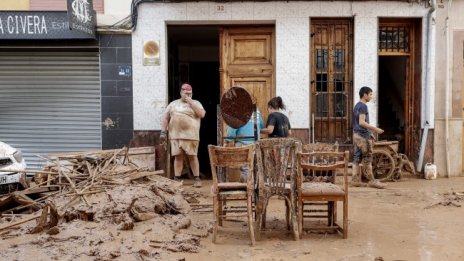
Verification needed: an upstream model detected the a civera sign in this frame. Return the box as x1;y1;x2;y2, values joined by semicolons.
67;0;96;37
0;11;95;40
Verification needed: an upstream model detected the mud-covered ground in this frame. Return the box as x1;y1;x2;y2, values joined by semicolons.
1;177;464;261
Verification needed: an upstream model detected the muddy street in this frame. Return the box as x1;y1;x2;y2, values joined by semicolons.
0;177;463;261
175;177;464;261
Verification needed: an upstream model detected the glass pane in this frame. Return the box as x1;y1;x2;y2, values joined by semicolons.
316;93;328;117
334;94;345;117
316;74;328;92
334;73;345;92
334;49;344;71
316;49;328;70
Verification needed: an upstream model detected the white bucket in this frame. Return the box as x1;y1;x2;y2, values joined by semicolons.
424;163;437;180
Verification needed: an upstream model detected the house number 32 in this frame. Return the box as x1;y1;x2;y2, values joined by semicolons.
216;5;225;13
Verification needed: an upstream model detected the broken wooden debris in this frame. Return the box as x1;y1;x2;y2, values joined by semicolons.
0;146;209;256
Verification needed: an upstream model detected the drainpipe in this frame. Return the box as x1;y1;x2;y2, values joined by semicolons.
417;0;436;172
445;0;453;177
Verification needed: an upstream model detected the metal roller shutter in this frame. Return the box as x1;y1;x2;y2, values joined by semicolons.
0;49;101;168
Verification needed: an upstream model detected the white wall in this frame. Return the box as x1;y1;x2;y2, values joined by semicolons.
132;1;429;130
97;0;132;26
433;0;464;176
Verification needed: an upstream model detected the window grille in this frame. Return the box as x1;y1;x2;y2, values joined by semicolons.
379;26;410;53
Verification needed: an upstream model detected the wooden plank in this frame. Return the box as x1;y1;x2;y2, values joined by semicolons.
20;186;60;195
0;213;42;232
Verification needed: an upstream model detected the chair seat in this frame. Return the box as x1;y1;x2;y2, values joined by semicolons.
301;182;345;197
218;182;247;191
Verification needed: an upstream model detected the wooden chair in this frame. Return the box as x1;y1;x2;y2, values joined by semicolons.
208;144;256;245
297;150;349;238
255;138;301;240
301;143;339;230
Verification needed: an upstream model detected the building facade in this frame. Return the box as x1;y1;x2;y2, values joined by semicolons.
0;0;134;168
1;0;463;177
131;0;436;175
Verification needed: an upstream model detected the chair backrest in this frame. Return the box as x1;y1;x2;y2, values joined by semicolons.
297;151;349;190
255;138;301;194
208;144;256;190
302;143;340;183
302;142;339;153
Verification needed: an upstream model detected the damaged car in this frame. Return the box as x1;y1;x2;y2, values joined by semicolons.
0;141;28;194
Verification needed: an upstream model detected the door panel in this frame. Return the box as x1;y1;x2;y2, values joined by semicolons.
230;77;271;123
311;19;353;143
220;26;275;140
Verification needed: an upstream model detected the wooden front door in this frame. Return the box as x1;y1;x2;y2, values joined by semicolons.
219;26;275;138
310;19;353;143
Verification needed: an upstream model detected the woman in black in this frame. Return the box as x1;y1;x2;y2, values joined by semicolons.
261;96;292;137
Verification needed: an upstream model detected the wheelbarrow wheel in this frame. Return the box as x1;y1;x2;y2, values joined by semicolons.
371;149;395;181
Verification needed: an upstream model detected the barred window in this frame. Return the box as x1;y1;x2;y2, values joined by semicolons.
379;26;410;53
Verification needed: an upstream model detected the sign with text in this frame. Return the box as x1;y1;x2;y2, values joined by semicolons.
0;11;95;39
67;0;96;37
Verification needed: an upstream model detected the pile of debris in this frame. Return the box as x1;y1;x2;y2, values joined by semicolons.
0;147;207;259
425;191;464;209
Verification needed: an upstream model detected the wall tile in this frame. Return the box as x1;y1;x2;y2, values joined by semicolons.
101;113;134;130
116;48;132;64
101;80;117;96
102;130;133;149
102;96;133;114
100;48;116;63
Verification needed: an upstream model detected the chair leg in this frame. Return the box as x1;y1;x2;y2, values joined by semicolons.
247;195;255;246
262;198;268;229
256;211;262;241
285;199;290;230
288;195;299;241
298;199;303;239
333;201;338;226
212;196;219;243
342;199;348;239
254;199;262;240
218;198;223;226
328;201;333;226
292;211;299;241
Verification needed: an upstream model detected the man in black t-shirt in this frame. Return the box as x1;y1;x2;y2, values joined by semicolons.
352;86;386;189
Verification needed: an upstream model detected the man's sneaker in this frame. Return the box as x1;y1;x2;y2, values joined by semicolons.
173;176;181;182
350;181;368;187
192;177;202;188
368;180;386;189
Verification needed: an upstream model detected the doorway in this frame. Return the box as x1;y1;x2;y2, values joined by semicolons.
378;56;407;153
167;26;220;176
378;19;421;159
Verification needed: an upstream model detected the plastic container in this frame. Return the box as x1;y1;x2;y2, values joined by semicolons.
424;163;437;180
